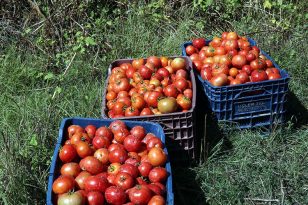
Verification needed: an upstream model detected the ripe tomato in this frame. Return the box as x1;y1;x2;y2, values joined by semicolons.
192;60;203;71
148;195;165;205
214;46;226;55
76;141;93;158
87;191;105;205
183;88;193;99
189;53;200;62
226;32;238;40
105;186;127;205
129;185;153;204
192;38;206;49
147;91;163;107
251;70;268;82
95;126;113;142
114;172;135;190
93;148;109;164
57;191;85;205
109;148;128;164
113;78;130;93
124;135;143;152
224;39;239;51
92;136;110;149
117;96;132;107
268;73;281;80
114;128;130;144
147;147;167;167
59;144;77;163
113;102;126;115
75;171;91;189
124;106;140;117
175;69;188;80
125;157;140;167
229;67;238;78
250;59;266;70
70;132;91;146
79;156;105;175
160;56;169;67
230;79;242;85
147;56;161;68
185;45;197;55
232;54;247;68
210;73;228;87
60;162;81;178
84;176;109;192
265;59;273;68
108;162;121;175
147;184;165;196
163;85;178;98
138;162;153;177
132;59;144;69
109;120;127;134
139;65;153;80
176;95;192;110
140;108;154;116
84;125;96;139
52;175;75;194
157;68;170;78
120;163;139;178
211;63;229;76
108;144;125;152
149;167;168;183
265;67;280;75
242;65;252;75
174;78;188;92
201;68;212;81
236;72;249;84
147;137;164;150
68;125;84;138
210;37;222;47
106;92;117;101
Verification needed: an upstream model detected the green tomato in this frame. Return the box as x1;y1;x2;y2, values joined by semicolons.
157;97;178;114
58;191;85;205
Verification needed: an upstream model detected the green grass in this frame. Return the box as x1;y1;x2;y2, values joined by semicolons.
0;2;307;205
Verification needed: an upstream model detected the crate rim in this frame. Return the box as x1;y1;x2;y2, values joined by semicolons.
46;117;174;205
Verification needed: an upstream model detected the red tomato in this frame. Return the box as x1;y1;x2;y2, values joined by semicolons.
60;162;81;178
185;45;197;55
146;137;163;150
229;67;238;78
211;63;229;76
109;120;127;134
170;57;186;71
149;167;168;183
125;157;140;167
147;56;161;68
87;191;105;205
105;186;127;205
201;68;212;81
68;125;84;138
75;171;91;190
183;88;193;99
76;141;93;158
251;70;269;82
147;147;167;167
148;195;165;205
189;53;200;61
146;91;163;107
132;59;145;69
85;125;96;139
139;65;153;80
108;144;125;153
52;175;75;194
210;73;228;87
250;59;266;70
113;128;130;144
224;39;239;51
117;96;132;107
130;126;146;140
120;163;139;178
232;55;247;68
163;85;179;98
160;57;169;67
147;184;165;196
157;68;170;77
138;162;153;177
192;38;206;49
192;60;203;72
246;52;256;62
109;148;128;164
94;148;109;164
265;67;280;75
176;95;192;110
79;156;105;175
84;176;109;192
140;108;154;116
124;106;140;117
113;102;126;115
174;78;188;92
59;144;77;163
236;72;250;83
113;78;130;93
142;133;156;144
251;46;260;53
214;46;226;55
242;65;252;75
226;32;238;40
107;162;121;175
268;73;281;80
70;132;91;145
92;136;110;149
175;69;188;79
129;185;152;204
114;172;135;190
124;135;142;152
230;79;242;85
95;126;113;142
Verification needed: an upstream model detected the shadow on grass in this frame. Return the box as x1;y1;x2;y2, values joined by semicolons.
286;91;308;128
171;83;233;205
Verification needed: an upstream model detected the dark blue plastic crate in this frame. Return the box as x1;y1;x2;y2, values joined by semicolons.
46;117;174;205
181;38;290;129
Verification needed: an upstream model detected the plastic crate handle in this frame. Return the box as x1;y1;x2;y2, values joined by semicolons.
234;88;272;99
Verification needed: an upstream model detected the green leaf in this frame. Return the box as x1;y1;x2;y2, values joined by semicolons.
55;86;62;94
30;134;38;146
85;37;96;46
263;0;272;9
44;73;55;80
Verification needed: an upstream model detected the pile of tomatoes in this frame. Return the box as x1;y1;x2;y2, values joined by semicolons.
185;32;282;87
53;120;169;205
105;56;193;118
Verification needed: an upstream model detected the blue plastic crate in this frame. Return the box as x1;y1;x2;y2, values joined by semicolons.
46;117;174;205
181;38;290;129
